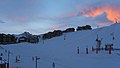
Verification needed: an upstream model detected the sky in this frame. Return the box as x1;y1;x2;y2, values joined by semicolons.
0;0;120;34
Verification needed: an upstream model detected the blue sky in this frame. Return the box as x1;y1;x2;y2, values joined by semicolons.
0;0;120;34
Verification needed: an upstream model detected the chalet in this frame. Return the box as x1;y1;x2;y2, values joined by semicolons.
0;34;16;44
28;35;39;43
16;35;39;43
18;36;28;43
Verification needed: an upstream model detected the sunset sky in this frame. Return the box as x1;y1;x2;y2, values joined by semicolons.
0;0;120;34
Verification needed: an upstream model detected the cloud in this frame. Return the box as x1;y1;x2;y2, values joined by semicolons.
81;5;120;23
56;0;120;27
0;20;6;23
58;12;78;19
96;22;112;26
48;23;71;30
10;16;29;22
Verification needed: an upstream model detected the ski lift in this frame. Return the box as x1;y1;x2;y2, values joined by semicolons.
105;44;113;50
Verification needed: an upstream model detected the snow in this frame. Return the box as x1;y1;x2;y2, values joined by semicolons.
0;23;120;68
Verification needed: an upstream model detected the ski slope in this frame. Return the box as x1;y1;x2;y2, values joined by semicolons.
1;23;120;68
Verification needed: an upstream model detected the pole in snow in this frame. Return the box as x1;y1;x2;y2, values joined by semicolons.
108;46;112;54
96;48;98;54
0;53;3;64
77;47;79;54
52;62;55;68
108;48;111;54
92;46;94;52
7;51;10;68
64;34;66;40
35;56;40;68
86;48;88;54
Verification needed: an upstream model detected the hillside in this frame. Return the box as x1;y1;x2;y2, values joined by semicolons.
0;23;120;68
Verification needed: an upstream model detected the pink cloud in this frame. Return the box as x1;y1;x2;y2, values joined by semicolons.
8;16;29;23
81;5;120;23
58;12;78;19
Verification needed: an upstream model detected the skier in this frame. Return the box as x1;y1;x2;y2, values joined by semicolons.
52;62;55;68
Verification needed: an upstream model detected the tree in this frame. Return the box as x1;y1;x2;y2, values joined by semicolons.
76;25;92;31
63;28;75;33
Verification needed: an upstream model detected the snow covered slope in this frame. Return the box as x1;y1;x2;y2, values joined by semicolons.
1;23;120;68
